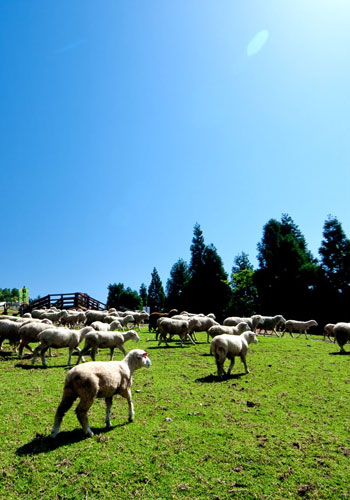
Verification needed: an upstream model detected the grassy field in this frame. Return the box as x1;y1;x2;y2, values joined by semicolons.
0;330;349;499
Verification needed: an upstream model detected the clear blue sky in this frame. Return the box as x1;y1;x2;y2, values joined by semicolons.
1;0;350;303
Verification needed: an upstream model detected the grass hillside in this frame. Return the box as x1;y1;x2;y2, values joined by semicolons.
0;331;349;499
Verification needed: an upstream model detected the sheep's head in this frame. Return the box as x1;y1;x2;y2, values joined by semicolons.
129;349;151;368
129;330;140;342
237;321;249;333
245;332;258;345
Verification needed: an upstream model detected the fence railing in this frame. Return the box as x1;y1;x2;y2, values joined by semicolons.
27;293;107;312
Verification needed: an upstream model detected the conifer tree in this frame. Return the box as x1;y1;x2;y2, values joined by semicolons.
166;259;190;311
147;268;165;312
139;283;148;307
255;214;318;319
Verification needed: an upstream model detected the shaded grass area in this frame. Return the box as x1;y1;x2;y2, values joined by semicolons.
0;331;349;499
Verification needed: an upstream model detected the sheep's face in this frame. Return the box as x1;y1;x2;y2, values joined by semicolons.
247;332;258;345
131;331;140;342
138;351;151;368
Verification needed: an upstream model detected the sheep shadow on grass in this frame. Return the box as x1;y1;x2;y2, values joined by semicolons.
16;423;129;456
195;372;246;383
147;344;192;350
329;351;350;355
15;363;70;370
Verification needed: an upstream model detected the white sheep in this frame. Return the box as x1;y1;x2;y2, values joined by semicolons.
90;320;123;332
189;316;219;342
282;319;318;339
323;323;335;342
157;318;196;347
76;330;140;363
0;318;34;351
210;331;258;377
333;322;350;353
207;321;249;341
50;349;152;437
256;315;286;336
32;326;94;367
18;319;53;358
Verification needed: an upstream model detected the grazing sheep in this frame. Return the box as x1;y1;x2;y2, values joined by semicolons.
76;330;140;363
18;320;53;358
148;310;178;333
189;316;219;342
0;318;34;351
256;315;286;336
32;326;94;367
90;320;123;332
207;322;249;341
223;315;262;332
282;319;318;339
157;318;196;347
210;331;258;377
85;310;110;325
333;322;350;353
50;349;152;437
323;323;335;342
60;311;86;329
131;311;149;329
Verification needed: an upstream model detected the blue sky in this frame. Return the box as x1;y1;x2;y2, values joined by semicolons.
1;0;350;303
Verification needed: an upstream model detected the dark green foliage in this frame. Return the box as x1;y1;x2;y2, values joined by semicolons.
0;288;19;302
255;214;318;319
319;215;350;293
139;283;148;307
226;252;258;316
189;222;205;276
185;225;232;319
166;259;190;311
318;215;350;322
147;268;165;312
107;283;142;310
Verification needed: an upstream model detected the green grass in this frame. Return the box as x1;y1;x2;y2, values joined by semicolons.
0;331;349;499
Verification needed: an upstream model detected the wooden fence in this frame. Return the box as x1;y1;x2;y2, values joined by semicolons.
27;293;107;312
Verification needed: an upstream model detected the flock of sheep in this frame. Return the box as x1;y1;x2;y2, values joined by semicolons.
0;306;348;438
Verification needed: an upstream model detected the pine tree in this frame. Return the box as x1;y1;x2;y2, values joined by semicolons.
166;259;190;311
318;215;350;321
139;283;148;307
255;214;318;319
107;283;142;310
227;252;257;316
319;215;350;292
147;268;165;312
189;222;205;275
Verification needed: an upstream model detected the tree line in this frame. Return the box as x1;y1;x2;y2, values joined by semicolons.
107;215;350;325
0;288;19;303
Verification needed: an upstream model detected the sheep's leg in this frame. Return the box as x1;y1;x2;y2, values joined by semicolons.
240;354;249;374
40;345;49;367
75;398;95;437
51;389;78;438
32;344;41;365
118;345;126;356
109;348;115;361
91;347;98;361
74;347;85;363
215;357;225;378
105;396;113;428
18;341;26;359
67;347;74;366
126;388;134;422
187;333;196;345
227;355;235;376
274;329;280;338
